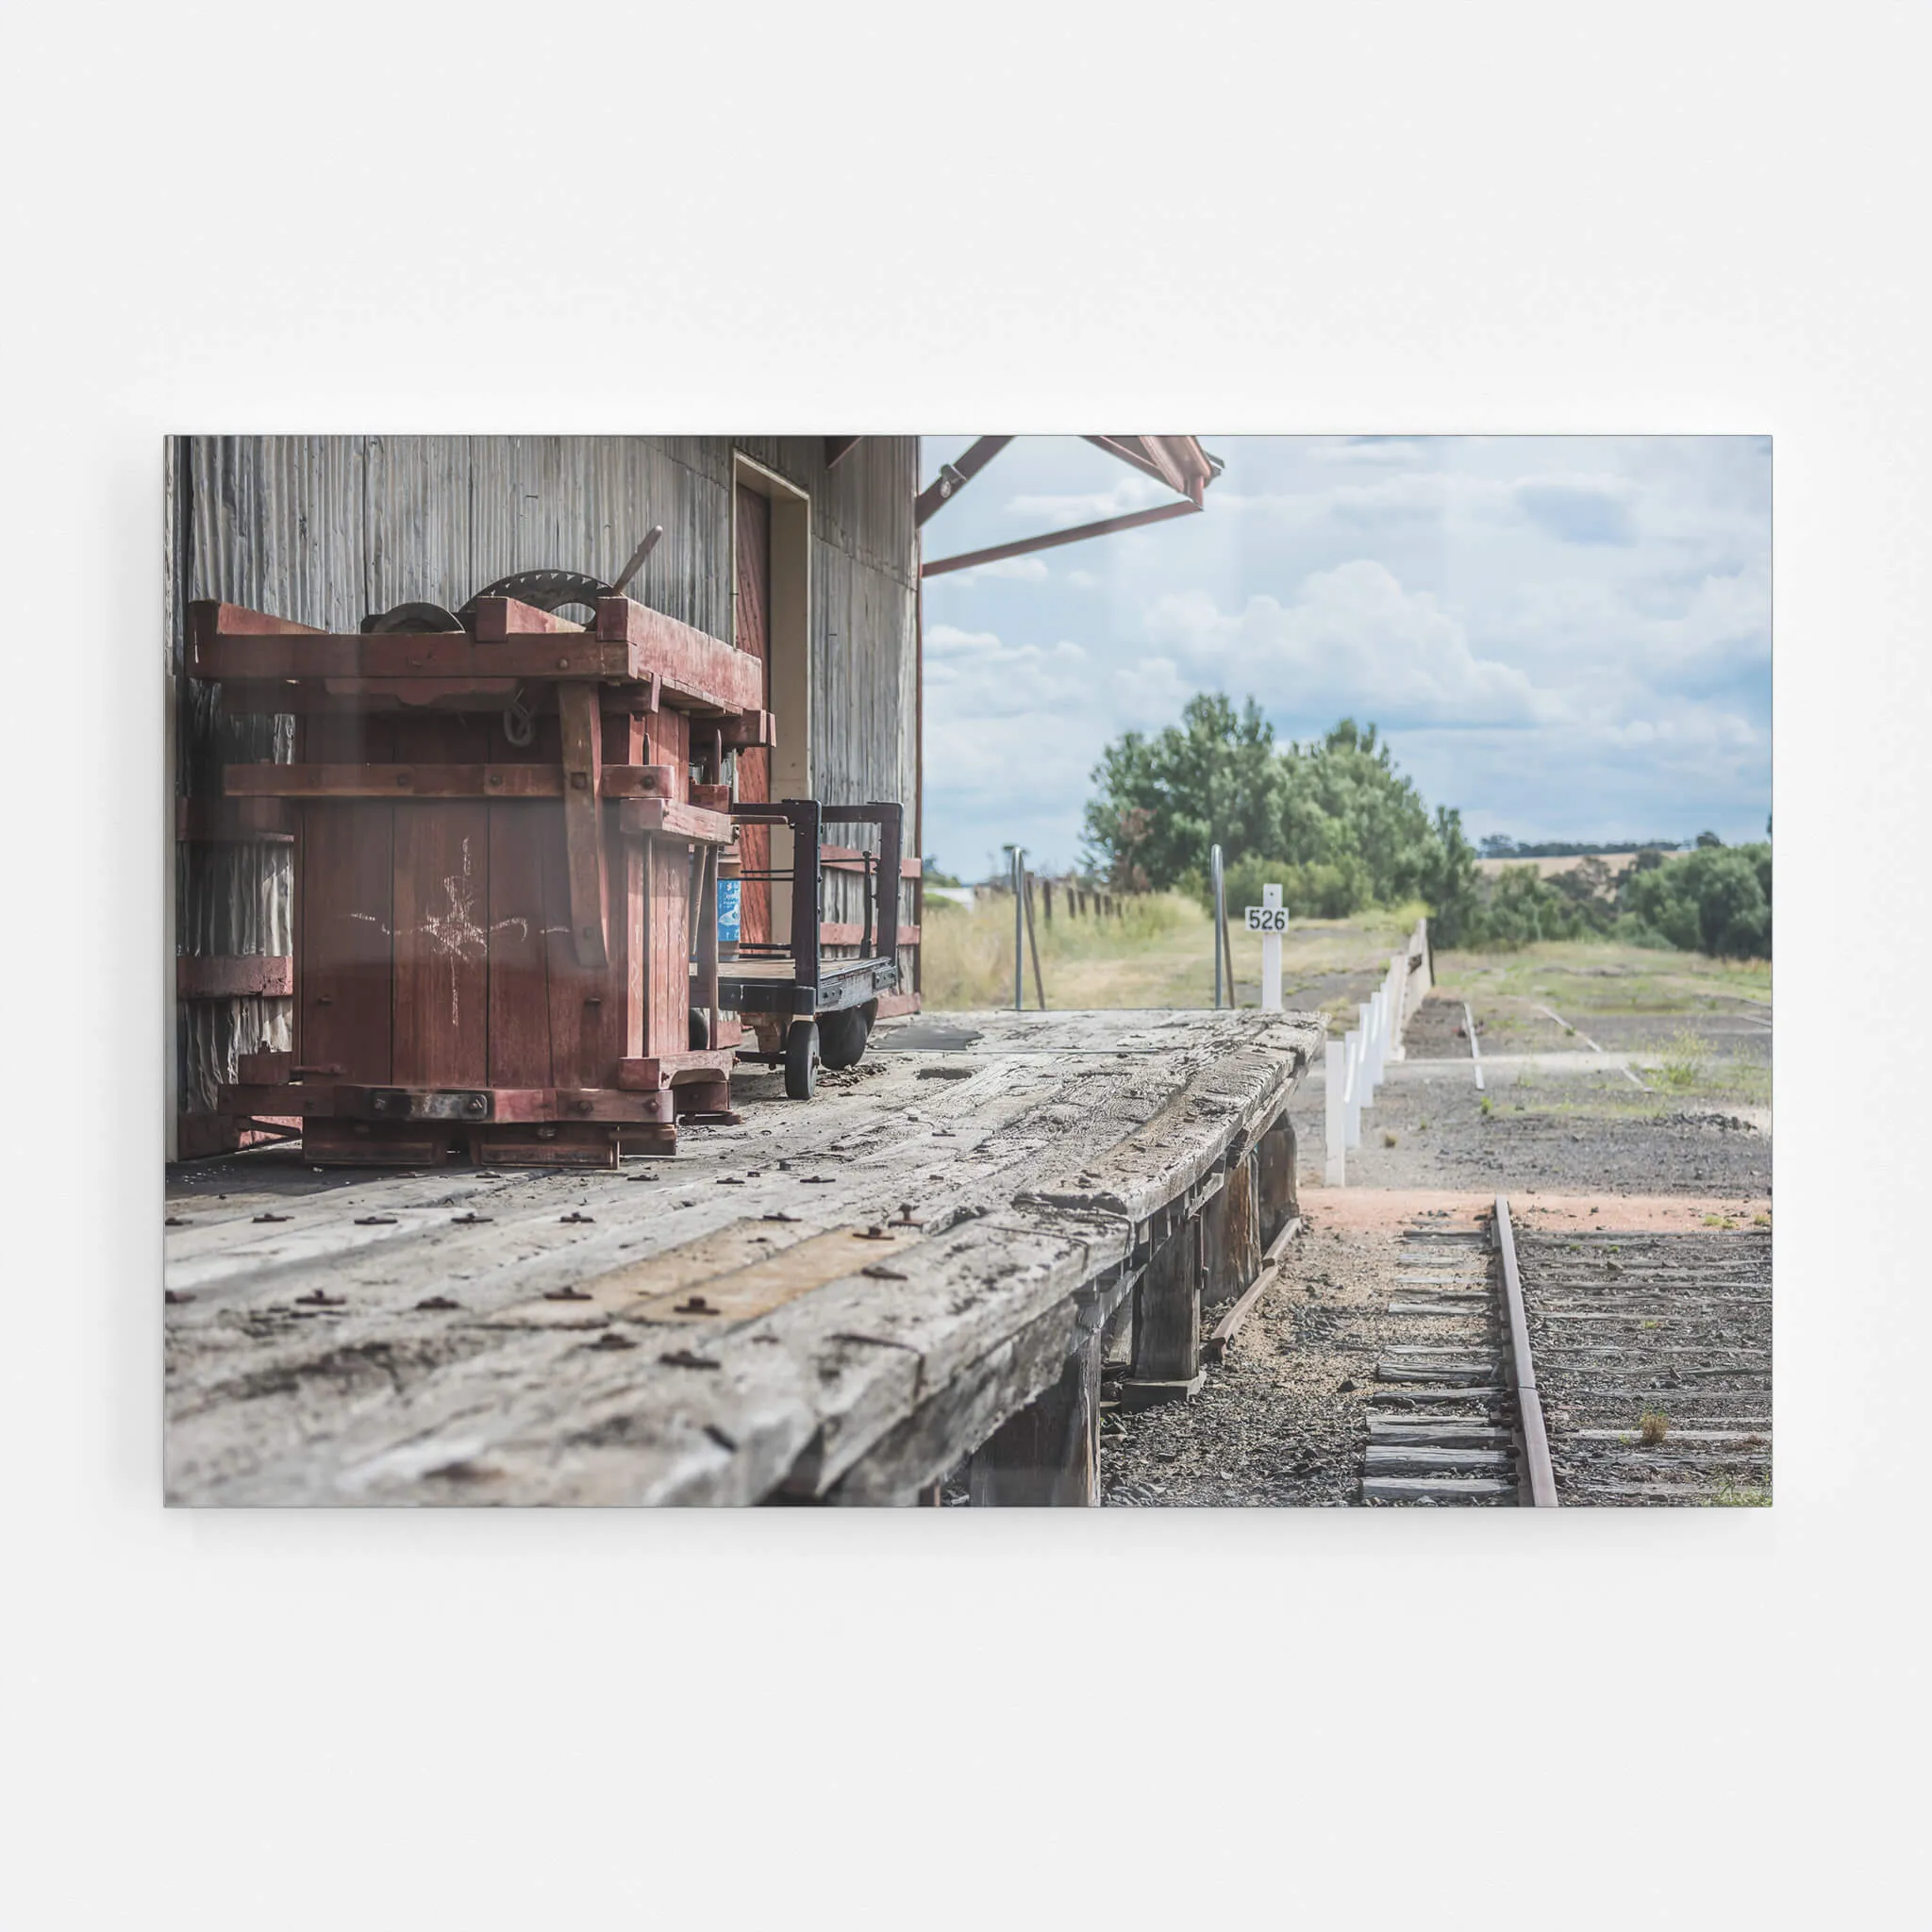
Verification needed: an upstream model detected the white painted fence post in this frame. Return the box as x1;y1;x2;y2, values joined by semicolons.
1324;1031;1346;1185
1343;1028;1363;1149
1261;884;1283;1012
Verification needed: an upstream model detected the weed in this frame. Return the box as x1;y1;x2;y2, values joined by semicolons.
1704;1213;1736;1229
1752;1212;1772;1227
1655;1024;1712;1091
1382;1130;1398;1149
1639;1407;1670;1445
1707;1481;1772;1507
1478;1094;1493;1117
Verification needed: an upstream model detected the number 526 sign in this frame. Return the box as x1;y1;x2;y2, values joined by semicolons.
1245;905;1288;932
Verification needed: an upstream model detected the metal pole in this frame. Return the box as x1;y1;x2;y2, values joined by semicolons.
1012;846;1024;1012
1023;869;1048;1010
1210;843;1225;1008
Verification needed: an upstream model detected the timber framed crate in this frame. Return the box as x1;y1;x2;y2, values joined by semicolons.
185;592;774;1168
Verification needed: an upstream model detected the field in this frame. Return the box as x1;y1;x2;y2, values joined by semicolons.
920;891;1772;1116
920;889;1422;1015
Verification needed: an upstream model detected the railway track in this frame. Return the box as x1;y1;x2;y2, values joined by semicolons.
1515;1218;1772;1504
1361;1206;1551;1506
1361;1200;1771;1506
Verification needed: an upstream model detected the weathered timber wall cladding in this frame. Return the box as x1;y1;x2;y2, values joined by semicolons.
169;435;922;1125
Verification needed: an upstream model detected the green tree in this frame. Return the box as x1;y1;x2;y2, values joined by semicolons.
1082;700;1480;934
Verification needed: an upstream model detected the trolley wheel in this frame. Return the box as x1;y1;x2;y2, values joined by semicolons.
784;1020;819;1101
819;1004;870;1070
689;1007;710;1051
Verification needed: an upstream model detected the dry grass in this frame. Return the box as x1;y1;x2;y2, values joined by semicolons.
920;891;1417;1013
1639;1407;1670;1445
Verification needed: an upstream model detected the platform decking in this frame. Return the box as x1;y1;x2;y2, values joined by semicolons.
163;1008;1321;1506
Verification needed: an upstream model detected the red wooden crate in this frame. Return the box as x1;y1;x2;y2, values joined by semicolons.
187;595;766;1167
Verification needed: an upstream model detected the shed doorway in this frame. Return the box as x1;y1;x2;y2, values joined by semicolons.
731;455;811;952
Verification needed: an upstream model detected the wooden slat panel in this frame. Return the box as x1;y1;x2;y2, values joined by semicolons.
557;683;609;969
486;801;553;1089
391;803;491;1089
542;808;609;1090
298;799;393;1083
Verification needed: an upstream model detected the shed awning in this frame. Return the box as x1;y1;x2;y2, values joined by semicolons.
824;434;1223;577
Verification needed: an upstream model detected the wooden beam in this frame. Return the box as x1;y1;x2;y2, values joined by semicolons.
966;1323;1102;1507
175;795;293;841
191;599;762;717
614;798;737;845
595;596;765;712
820;923;922;948
558;683;609;970
913;436;1014;525
1127;1208;1202;1391
1204;1214;1302;1362
1082;434;1187;492
177;955;293;1000
1255;1112;1299;1249
921;498;1199;577
471;596;586;639
224;763;675;801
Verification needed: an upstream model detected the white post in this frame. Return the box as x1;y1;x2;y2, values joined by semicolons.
1344;1028;1363;1149
1324;1030;1346;1186
1361;997;1381;1097
1261;883;1283;1012
1390;951;1407;1060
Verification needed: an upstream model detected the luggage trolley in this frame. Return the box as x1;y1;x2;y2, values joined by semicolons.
718;800;903;1099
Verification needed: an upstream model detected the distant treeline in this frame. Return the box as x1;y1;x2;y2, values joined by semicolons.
1080;694;1771;958
1480;835;1685;858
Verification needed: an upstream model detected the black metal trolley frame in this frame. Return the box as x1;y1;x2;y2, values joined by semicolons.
717;799;903;1098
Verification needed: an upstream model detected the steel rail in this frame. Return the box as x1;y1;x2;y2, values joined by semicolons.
1492;1194;1559;1508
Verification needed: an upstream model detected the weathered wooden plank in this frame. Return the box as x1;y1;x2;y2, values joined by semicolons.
595;592;765;713
1130;1211;1200;1385
391;801;491;1089
177;955;292;999
298;798;393;1083
962;1318;1102;1507
225;762;674;800
486;800;553;1088
1361;1476;1514;1503
1364;1445;1512;1473
556;682;609;971
1255;1112;1298;1247
164;1008;1313;1505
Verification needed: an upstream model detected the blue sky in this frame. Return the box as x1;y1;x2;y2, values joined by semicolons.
917;436;1772;880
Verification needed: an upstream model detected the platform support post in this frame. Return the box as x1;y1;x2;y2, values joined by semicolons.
1255;1112;1298;1248
967;1325;1101;1507
1123;1208;1202;1403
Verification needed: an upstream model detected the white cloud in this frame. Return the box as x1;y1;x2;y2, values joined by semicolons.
918;436;1773;865
1003;473;1171;527
940;554;1050;586
1142;560;1567;727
